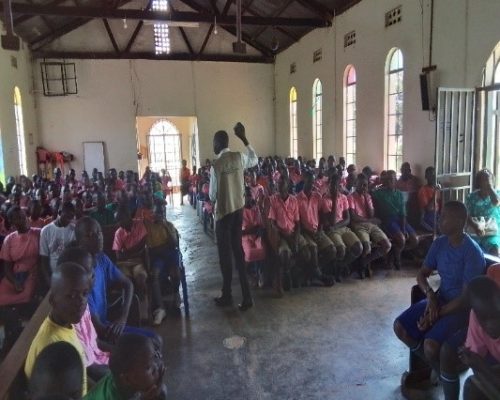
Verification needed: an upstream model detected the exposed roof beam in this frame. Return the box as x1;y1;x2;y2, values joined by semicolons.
30;17;88;50
13;0;65;26
176;0;274;57
251;0;294;41
31;50;274;63
3;3;329;27
27;0;133;51
244;4;300;44
102;18;120;53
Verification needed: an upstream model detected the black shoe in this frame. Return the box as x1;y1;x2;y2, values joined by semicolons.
238;300;253;311
214;296;233;307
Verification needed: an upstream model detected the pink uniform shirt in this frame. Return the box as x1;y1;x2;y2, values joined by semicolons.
112;220;147;251
297;191;322;233
243;206;263;231
322;193;349;223
348;192;374;219
0;228;41;305
75;305;110;367
465;310;500;363
268;194;299;236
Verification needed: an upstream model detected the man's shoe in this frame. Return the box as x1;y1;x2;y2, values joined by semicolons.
214;296;233;307
238;300;253;311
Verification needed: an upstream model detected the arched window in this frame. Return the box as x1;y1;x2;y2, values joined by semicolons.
14;87;27;176
290;87;298;158
148;119;182;186
344;66;357;165
386;48;404;171
312;79;323;161
495;62;500;84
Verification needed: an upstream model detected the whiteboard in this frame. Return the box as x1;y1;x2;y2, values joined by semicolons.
83;141;106;173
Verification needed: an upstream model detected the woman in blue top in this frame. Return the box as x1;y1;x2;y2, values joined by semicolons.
466;169;500;256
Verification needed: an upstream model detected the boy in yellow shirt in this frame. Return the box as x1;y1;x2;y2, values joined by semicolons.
25;261;92;395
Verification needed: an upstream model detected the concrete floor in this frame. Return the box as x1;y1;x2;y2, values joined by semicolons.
157;203;451;400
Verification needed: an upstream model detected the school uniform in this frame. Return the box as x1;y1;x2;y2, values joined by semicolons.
242;205;266;263
396;235;485;344
348;191;389;254
321;193;360;252
267;194;308;257
296;191;333;254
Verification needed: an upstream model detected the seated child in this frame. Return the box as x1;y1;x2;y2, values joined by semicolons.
268;175;310;296
29;341;84;400
58;245;111;383
439;275;500;400
322;173;363;281
248;170;265;209
418;166;442;232
296;171;335;283
460;276;500;400
0;206;41;306
25;261;92;395
393;201;485;390
90;193;116;227
84;333;166;400
242;187;267;287
372;170;418;270
348;174;391;278
75;217;158;344
397;162;422;226
40;202;76;289
144;206;182;325
28;200;50;229
112;210;148;303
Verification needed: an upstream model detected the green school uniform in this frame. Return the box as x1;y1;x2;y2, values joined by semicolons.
84;373;126;400
372;188;406;221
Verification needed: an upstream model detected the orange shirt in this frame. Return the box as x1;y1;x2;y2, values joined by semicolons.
268;194;299;236
296;191;322;233
418;185;441;211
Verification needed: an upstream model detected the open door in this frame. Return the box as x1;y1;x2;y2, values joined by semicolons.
435;88;476;203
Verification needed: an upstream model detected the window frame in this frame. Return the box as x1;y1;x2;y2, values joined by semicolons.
344;66;357;166
312;79;323;162
290;87;298;158
13;87;28;176
385;48;404;172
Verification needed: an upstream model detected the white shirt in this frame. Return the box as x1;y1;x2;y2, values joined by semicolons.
40;221;76;272
209;145;258;203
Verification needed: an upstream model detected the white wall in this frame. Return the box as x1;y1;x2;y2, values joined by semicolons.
35;59;275;173
0;22;39;181
274;0;500;176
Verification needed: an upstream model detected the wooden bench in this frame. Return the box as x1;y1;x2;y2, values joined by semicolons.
0;294;50;400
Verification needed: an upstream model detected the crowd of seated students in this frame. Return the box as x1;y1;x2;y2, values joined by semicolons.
0;166;182;398
191;154;445;297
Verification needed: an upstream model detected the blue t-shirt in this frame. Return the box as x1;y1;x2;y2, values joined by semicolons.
88;252;124;323
424;234;486;302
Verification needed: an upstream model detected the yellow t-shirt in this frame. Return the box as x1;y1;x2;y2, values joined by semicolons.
24;316;87;395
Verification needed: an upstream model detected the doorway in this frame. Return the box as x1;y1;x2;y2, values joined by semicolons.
136;116;199;201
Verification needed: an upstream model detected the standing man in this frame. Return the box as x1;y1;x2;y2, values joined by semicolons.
210;122;258;311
